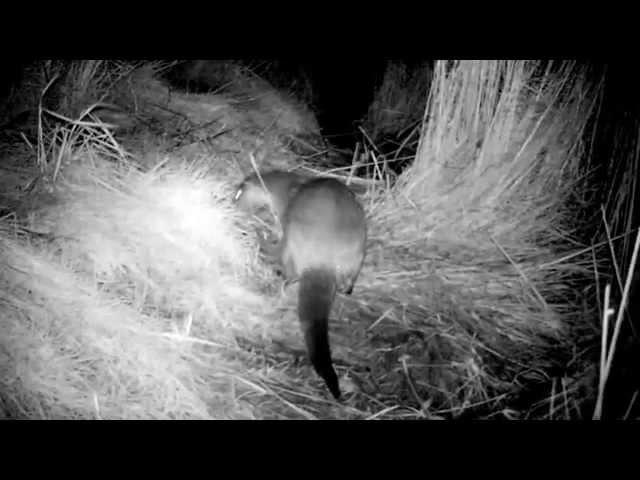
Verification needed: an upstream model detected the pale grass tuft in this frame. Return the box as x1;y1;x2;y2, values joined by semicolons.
343;60;605;418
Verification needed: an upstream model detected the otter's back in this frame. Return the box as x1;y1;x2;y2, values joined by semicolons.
281;178;366;276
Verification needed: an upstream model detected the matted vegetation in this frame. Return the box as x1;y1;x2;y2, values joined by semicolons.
0;59;634;419
361;60;432;143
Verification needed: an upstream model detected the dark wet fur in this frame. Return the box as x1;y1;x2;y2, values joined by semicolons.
298;268;341;399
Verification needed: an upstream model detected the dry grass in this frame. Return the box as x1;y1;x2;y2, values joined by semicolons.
362;60;432;143
0;59;625;419
592;228;640;419
344;61;605;418
583;64;640;419
165;60;321;139
0;156;280;418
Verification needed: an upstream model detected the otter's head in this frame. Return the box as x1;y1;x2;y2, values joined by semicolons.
233;175;272;214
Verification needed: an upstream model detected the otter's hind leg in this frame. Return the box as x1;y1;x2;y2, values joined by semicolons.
278;241;300;287
337;271;356;295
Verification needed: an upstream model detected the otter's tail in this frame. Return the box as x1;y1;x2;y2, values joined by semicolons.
298;268;340;399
